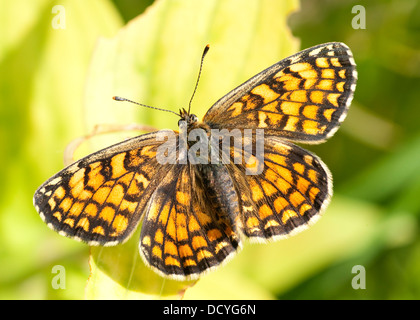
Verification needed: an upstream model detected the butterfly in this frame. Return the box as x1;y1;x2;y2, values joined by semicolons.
33;42;357;280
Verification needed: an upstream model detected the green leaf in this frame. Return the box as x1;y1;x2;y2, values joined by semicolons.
0;0;123;299
84;0;299;299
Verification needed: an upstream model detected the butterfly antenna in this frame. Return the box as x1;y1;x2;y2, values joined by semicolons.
112;96;181;117
188;44;210;114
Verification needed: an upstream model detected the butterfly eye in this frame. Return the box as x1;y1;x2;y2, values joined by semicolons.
190;114;198;123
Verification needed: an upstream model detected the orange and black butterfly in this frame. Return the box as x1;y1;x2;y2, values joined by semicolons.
33;42;357;280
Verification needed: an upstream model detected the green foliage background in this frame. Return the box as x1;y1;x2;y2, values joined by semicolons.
1;0;419;299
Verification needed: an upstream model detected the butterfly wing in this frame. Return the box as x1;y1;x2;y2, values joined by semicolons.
33;131;173;246
139;163;242;279
203;42;357;143
226;135;332;241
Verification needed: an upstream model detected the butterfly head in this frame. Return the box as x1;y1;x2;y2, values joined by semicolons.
179;108;198;127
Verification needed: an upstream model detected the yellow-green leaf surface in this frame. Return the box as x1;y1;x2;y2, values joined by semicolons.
0;0;122;299
84;0;300;299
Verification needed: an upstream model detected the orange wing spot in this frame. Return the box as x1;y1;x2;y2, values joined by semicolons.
53;211;62;221
323;108;335;121
92;186;111;205
107;184;124;206
258;111;268;128
268;169;291;194
299;69;318;79
182;259;196;267
260;180;277;197
152;245;162;259
274;196;289;213
283;78;301;91
336;81;345;92
293;163;305;175
188;215;201;232
166;211;177;239
179;244;193;258
63;218;74;228
245;155;262;176
92;226;105;235
165;256;181;267
266;153;288;167
289;90;308;103
76;217;90;232
258;204;274;219
300;203;313;215
69;201;84;217
59;197;73;213
227;102;243;117
142;235;151;247
154;228;164;244
281;210;299;224
246;216;260;229
196;249;213;262
242;95;259;111
176;219;188;242
54;186;66;200
164;240;177;255
309;186;320;203
110;153;127;179
215;241;230;254
297;176;311;194
48;197;57;211
195;207;212;226
304;78;317;89
192;236;208;250
303;120;321;135
303;155;314;166
315;57;329;68
127;179;140;197
327;93;341;107
283;116;300;132
338;69;346;79
330;57;342;67
321;69;335;79
87;164;104;190
308;169;319;184
111;214;128;234
69;168;85;189
158;202;171;225
78;189;93;201
317;79;334;91
99;206;115;223
289;191;306;207
71;179;84;199
176;191;189;206
302;105;319;120
85;203;98;217
280;101;302;116
261;101;278;113
250;180;264;203
140;145;156;158
310;90;325;104
266;113;283;125
207;228;223;241
120;199;138;214
264;219;280;229
289;62;311;73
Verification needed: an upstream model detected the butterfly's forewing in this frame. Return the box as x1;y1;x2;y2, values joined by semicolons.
139;162;241;279
204;42;357;143
33;131;172;245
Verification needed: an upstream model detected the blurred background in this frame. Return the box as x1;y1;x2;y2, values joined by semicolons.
1;0;419;299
